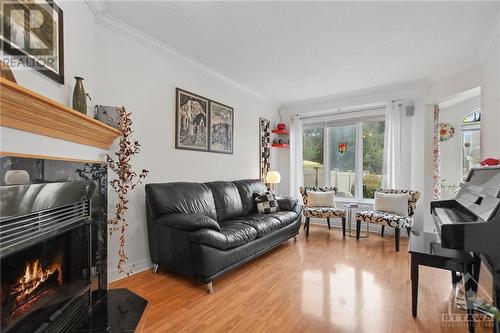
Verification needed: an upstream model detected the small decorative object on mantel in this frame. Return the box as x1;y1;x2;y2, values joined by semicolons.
73;76;87;115
94;105;120;129
480;158;500;167
106;106;149;274
0;60;16;83
439;122;455;142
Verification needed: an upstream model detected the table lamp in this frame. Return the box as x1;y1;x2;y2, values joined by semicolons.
265;171;281;194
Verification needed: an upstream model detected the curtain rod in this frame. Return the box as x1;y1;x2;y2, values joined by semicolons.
299;105;388;120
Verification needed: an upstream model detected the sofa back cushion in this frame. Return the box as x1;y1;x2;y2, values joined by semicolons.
145;182;217;219
232;179;268;215
205;181;244;221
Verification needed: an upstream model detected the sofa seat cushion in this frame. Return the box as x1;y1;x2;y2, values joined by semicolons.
268;211;299;227
238;214;282;237
189;220;257;250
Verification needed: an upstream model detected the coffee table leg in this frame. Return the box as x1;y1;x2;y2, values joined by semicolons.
411;254;419;317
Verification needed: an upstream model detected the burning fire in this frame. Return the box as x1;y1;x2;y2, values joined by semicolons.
11;259;62;303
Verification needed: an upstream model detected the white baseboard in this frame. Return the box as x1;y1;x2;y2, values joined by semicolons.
108;257;153;283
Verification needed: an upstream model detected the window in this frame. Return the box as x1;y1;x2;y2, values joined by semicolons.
302;110;385;201
462;110;481;179
302;127;324;187
362;120;385;199
329;124;356;198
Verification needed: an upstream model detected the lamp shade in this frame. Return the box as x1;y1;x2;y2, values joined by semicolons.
265;171;281;184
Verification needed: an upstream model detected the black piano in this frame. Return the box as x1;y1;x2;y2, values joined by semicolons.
431;166;500;331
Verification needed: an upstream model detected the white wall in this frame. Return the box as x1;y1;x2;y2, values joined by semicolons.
480;23;500;159
1;2;278;282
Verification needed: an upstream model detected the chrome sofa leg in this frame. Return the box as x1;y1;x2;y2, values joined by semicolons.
152;263;159;274
207;282;214;294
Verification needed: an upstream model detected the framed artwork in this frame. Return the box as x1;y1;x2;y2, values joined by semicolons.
175;88;209;151
209;101;234;154
259;118;271;182
1;0;65;84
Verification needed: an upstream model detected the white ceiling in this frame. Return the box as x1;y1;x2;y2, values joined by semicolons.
102;1;500;104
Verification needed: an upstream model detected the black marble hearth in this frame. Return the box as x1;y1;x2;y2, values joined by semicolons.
76;289;148;332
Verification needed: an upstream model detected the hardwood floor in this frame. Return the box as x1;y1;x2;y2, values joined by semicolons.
111;224;493;332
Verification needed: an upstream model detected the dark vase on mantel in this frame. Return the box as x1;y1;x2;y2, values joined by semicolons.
73;76;87;115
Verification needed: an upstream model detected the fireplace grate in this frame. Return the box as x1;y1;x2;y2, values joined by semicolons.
0;201;90;256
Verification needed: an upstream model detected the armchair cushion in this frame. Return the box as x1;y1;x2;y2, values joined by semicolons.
157;213;221;232
303;207;346;218
356;210;412;228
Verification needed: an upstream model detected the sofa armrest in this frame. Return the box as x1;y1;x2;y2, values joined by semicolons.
276;196;298;211
157;213;221;232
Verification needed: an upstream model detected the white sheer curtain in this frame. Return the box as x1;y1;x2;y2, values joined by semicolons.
289;115;304;202
382;102;402;189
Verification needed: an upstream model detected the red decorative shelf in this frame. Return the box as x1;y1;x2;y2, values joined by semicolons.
272;143;290;148
272;129;289;135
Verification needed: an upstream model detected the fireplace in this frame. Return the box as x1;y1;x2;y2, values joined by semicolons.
0;156;147;332
0;157;106;332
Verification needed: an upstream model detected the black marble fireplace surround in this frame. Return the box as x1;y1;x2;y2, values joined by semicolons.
0;156;146;332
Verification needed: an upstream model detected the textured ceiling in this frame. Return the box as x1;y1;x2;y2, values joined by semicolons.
103;1;500;103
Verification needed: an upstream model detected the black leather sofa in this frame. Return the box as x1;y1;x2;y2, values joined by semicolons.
145;179;303;292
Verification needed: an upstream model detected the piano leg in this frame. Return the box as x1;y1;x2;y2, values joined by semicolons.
380;225;385;237
451;271;461;288
464;263;477;333
395;227;400;251
411;254;419;317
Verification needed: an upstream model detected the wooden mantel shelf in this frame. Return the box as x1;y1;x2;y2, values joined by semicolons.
0;78;121;149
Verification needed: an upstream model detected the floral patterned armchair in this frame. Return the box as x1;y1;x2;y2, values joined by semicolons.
355;189;420;251
299;186;347;237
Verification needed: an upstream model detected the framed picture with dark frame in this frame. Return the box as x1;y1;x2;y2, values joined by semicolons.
209;100;234;154
1;0;65;84
175;88;209;151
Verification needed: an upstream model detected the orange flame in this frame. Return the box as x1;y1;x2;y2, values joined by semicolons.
11;259;62;302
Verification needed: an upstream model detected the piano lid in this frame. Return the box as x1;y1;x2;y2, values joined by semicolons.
456;167;500;222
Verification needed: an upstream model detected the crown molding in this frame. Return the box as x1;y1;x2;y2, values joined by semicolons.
85;0;106;16
427;61;480;84
87;5;273;103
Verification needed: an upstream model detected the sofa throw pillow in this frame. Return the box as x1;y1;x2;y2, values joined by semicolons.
307;191;336;208
374;192;409;216
254;192;279;214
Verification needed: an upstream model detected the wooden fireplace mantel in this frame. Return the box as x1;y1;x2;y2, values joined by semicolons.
0;78;120;149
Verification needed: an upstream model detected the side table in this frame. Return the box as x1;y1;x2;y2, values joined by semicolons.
345;203;369;238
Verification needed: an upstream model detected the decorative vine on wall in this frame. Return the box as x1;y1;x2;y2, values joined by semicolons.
106;106;149;274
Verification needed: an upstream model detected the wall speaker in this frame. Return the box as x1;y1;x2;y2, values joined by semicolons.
405;105;414;117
